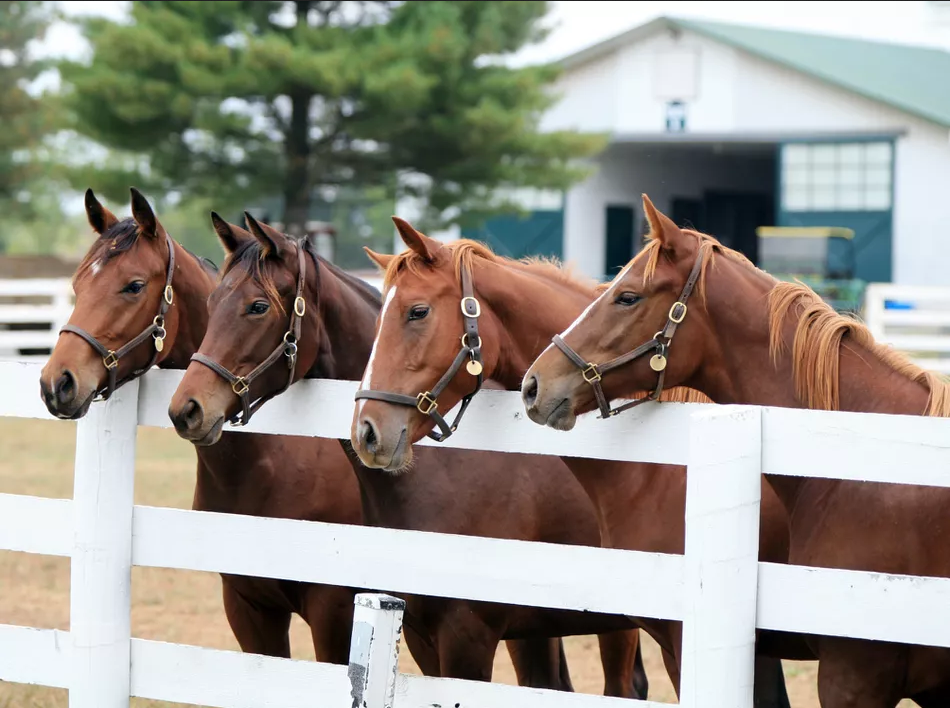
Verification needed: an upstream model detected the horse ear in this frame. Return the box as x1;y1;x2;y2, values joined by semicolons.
210;211;252;254
243;211;286;259
392;216;436;263
84;188;119;235
642;194;686;257
363;246;394;272
130;187;165;239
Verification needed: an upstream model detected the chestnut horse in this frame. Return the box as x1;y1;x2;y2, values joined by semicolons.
166;213;650;696
37;189;609;692
348;216;804;707
40;188;362;664
524;194;950;707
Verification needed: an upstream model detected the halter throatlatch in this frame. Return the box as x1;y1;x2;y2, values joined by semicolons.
354;263;484;443
190;244;313;427
59;231;177;402
551;244;707;419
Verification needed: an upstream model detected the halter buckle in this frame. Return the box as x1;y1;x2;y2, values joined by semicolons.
232;378;249;396
103;351;119;370
582;363;602;383
669;301;687;324
461;297;481;319
294;296;306;317
416;391;438;415
164;285;174;306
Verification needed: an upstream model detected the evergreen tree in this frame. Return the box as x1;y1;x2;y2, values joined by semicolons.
60;1;605;235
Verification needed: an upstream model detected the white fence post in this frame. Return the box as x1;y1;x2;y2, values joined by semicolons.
679;406;763;708
348;593;406;708
70;380;140;708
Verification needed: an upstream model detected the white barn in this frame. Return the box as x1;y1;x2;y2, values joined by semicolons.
460;14;950;288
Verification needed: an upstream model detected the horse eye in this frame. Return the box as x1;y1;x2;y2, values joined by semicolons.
615;291;641;307
246;301;270;315
122;280;145;295
408;305;430;321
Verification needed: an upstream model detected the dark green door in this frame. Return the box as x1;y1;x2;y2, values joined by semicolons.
461;210;563;261
778;211;892;283
605;205;635;278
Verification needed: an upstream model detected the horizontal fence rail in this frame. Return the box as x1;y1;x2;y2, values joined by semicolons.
2;359;950;707
864;282;950;374
0;278;73;362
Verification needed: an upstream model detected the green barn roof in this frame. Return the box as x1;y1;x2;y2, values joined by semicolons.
559;17;950;129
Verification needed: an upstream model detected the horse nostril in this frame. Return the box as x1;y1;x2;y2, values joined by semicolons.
360;419;379;455
522;374;539;408
173;398;204;434
54;371;76;406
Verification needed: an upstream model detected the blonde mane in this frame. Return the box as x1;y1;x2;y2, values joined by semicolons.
383;238;712;405
634;227;950;416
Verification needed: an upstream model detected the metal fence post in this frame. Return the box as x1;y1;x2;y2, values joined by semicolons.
348;593;406;708
70;379;140;708
679;406;763;708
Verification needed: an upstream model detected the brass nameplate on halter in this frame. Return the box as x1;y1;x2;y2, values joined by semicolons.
650;354;667;371
466;360;483;376
154;336;164;352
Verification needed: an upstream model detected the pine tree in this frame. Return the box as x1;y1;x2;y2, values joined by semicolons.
59;1;605;234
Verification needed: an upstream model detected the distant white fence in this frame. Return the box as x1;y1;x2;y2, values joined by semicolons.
0;279;73;362
2;361;950;708
864;283;950;374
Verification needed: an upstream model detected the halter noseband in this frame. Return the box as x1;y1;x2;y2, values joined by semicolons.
550;244;707;419
189;244;313;427
59;231;177;402
354;263;484;443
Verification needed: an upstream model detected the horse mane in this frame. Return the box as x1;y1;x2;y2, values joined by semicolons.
223;234;383;316
637;226;950;416
381;238;599;299
383;237;712;405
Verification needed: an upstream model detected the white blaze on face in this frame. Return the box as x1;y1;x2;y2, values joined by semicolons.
358;285;397;417
90;259;102;277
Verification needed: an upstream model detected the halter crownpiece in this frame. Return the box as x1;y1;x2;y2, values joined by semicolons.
354;261;485;443
190;241;314;427
551;243;707;419
59;231;177;402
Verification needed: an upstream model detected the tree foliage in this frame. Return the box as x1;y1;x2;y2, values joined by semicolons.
0;0;57;221
60;1;606;235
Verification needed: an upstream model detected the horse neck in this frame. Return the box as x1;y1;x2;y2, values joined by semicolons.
698;253;934;506
302;255;380;381
160;242;215;370
472;258;595;389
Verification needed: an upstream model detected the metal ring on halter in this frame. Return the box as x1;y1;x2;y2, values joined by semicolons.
460;297;481;318
582;363;602;383
416;391;438;415
461;333;482;350
103;351;119;370
232;377;249;396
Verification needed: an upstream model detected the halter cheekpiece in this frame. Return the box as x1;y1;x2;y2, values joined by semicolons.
189;242;313;427
353;262;485;443
550;244;707;419
59;231;177;402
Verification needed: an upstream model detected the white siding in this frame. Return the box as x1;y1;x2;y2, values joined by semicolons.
541;51;619;133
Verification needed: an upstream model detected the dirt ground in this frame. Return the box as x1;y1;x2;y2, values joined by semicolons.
0;417;913;707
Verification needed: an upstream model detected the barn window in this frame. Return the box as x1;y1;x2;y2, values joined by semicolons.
781;141;893;212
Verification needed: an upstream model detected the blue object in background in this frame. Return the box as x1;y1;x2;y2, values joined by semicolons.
884;300;915;310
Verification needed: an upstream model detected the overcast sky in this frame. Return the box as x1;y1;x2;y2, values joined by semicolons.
36;0;949;67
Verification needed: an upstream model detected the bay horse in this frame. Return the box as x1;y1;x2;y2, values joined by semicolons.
348;216;804;707
40;188;361;664
165;212;651;696
523;193;950;707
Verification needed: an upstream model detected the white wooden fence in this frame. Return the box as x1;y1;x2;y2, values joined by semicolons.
864;283;950;374
0;278;73;362
3;360;950;708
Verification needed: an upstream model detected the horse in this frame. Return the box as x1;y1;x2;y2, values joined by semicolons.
165;211;651;697
522;193;950;708
347;215;804;707
39;188;362;664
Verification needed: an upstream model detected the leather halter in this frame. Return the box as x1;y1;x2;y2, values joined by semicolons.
353;263;484;443
550;244;707;419
59;231;176;402
190;244;313;427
